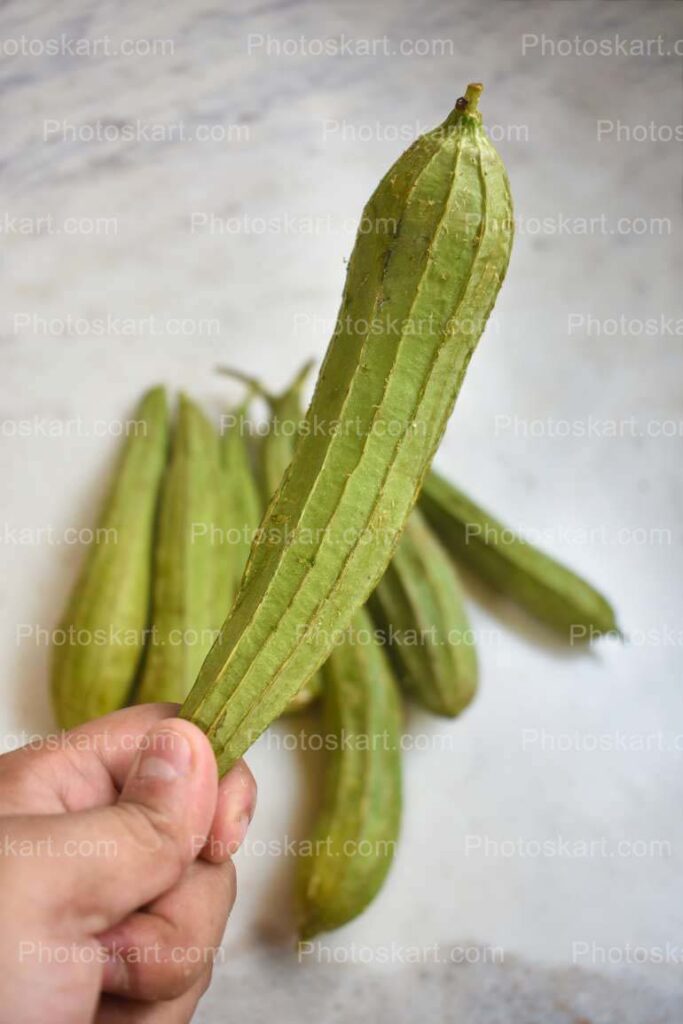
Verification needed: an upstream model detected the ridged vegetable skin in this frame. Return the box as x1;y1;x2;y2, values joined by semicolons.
182;84;514;773
220;397;263;607
137;395;223;704
253;366;324;713
420;471;619;639
369;509;477;716
297;608;402;938
52;387;168;728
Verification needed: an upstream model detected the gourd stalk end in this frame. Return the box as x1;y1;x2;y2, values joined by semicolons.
463;82;483;113
216;365;273;402
445;82;484;129
291;358;316;393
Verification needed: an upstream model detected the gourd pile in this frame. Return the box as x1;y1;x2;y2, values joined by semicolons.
50;85;618;937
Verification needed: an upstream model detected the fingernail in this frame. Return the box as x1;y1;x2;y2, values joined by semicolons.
135;729;192;782
228;811;250;855
102;950;129;991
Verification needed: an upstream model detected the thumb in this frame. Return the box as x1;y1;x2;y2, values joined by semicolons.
12;719;219;934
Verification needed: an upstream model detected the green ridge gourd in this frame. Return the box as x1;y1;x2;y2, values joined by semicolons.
264;372;401;925
369;508;477;717
239;362;477;716
137;395;223;704
420;471;619;640
181;84;514;773
217;365;323;712
297;607;402;938
52;387;168;728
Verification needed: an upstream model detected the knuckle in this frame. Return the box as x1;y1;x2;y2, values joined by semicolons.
0;834;31;892
114;802;185;874
0;758;47;812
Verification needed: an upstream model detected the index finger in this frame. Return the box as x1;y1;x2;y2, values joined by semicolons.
0;704;178;814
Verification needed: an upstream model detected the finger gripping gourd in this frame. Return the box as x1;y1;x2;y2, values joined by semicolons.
51;387;168;728
181;84;514;774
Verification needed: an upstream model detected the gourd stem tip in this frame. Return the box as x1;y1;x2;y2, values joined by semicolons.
291;358;316;391
216;365;271;401
464;82;483;112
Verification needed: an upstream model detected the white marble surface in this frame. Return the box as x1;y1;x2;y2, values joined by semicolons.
1;0;682;1020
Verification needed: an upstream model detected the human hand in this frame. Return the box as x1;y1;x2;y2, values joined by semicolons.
0;703;257;1023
